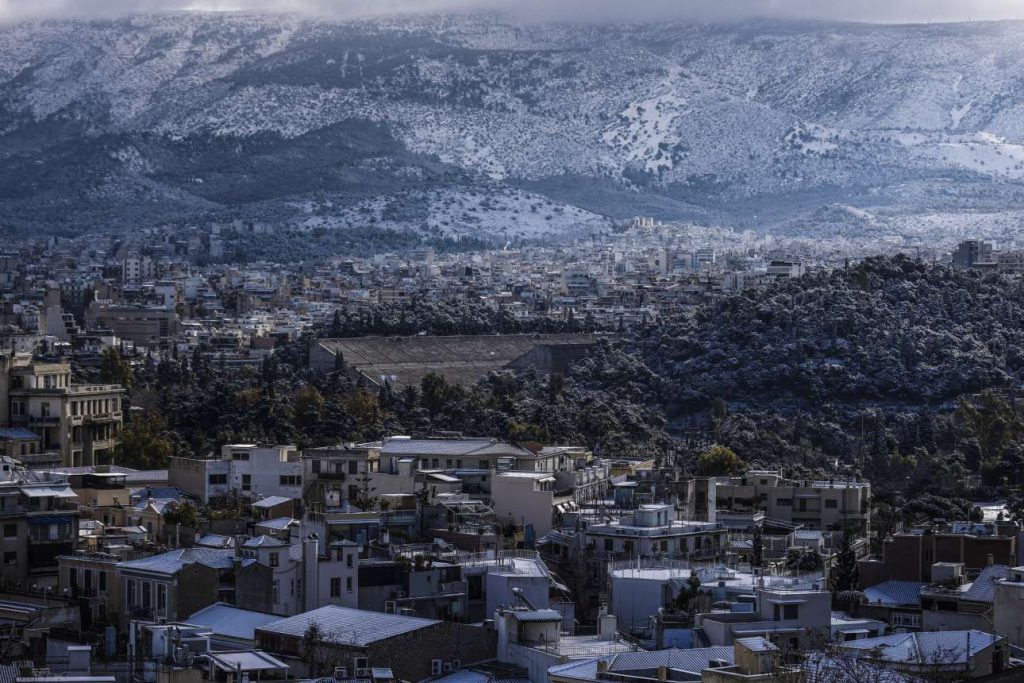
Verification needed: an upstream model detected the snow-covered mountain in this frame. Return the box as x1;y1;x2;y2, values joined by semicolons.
5;12;1024;240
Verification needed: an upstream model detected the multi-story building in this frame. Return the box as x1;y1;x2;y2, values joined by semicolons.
0;457;80;587
583;504;728;562
116;547;236;622
57;551;126;627
860;522;1018;584
490;472;569;537
169;444;302;504
85;301;178;347
0;356;124;467
713;471;871;535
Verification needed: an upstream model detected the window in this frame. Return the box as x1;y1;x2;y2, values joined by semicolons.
209;473;227;485
279;475;300;487
2;551;15;565
142;582;152;608
346;553;353;568
232;451;250;461
776;498;792;507
456;459;462;469
242;474;251;492
604;539;613;552
157;584;166;611
40;402;50;417
346;577;353;592
99;572;107;592
3;523;16;539
348;461;358;475
774;604;799;620
330;577;341;597
127;579;137;607
825;499;838;508
11;401;24;417
311;460;321;474
272;580;279;604
269;552;279;568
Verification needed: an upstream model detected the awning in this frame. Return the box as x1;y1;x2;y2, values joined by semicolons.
20;486;77;498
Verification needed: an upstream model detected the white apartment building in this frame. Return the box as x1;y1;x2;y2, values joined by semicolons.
583;504;728;562
168;444;302;503
491;472;568;537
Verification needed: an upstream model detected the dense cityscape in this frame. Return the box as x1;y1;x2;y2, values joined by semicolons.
7;2;1024;682
0;219;1021;682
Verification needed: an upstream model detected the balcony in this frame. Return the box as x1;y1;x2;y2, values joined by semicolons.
28;416;61;427
315;471;347;481
69;385;123;395
29;541;74;567
84;412;123;424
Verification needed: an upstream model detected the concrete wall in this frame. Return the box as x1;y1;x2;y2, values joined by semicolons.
490;475;554;536
609;575;665;633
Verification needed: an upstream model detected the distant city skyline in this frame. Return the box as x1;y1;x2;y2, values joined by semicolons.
2;0;1024;24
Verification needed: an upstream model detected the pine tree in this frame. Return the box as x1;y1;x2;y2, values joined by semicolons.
830;533;859;594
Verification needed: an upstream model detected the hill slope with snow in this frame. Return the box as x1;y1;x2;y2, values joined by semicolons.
5;13;1024;240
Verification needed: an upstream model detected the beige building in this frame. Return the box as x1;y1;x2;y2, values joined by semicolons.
85;302;178;347
0;356;124;467
715;470;871;535
491;471;570;536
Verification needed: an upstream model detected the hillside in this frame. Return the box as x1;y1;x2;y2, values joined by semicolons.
642;256;1024;413
7;14;1024;238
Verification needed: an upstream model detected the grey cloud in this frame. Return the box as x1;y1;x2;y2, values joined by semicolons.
1;0;1022;23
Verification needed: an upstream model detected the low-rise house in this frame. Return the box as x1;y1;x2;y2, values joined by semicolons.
920;563;1009;633
255;605;495;681
117;547;243;622
187;602;282;649
836;630;1008;679
852;579;924;632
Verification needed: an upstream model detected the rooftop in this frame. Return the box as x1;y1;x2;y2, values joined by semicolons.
187;603;281;642
257;605;440;647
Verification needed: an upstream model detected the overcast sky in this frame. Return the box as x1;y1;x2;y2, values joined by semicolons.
2;0;1024;24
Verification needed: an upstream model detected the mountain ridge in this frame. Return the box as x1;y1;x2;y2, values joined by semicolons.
6;12;1024;241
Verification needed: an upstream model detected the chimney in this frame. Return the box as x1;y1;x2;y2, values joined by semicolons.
596;661;608;674
987;553;994;566
657;666;667;681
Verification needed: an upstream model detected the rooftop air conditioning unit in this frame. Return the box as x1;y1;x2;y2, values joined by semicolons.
431;660;443;676
334;667;348;679
355;669;370;678
443;662;453;673
384;601;397;614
